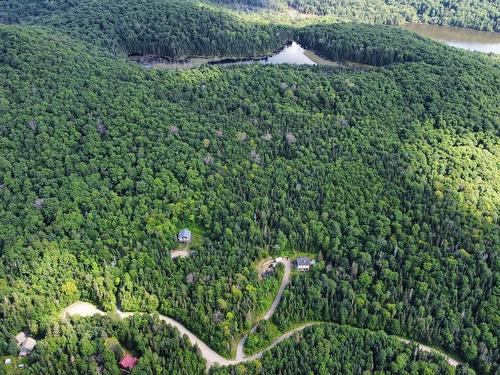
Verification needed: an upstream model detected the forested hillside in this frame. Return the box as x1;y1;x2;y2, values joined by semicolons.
0;0;292;58
177;0;500;31
1;0;498;61
0;0;483;65
0;0;498;374
286;0;500;32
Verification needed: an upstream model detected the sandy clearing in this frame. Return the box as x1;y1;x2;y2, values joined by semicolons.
170;249;191;259
61;302;104;320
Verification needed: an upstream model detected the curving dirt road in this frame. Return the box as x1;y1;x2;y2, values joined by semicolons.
262;259;291;320
61;257;462;370
243;323;316;361
400;339;461;367
63;259;292;368
236;258;291;360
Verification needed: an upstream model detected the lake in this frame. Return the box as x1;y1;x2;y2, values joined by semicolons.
401;23;500;54
132;42;348;69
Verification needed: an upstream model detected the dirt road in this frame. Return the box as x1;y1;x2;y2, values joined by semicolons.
61;256;461;370
236;258;291;360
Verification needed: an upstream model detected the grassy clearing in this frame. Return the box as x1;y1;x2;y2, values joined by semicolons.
230;260;283;356
171;223;205;255
179;223;204;249
189;225;205;249
244;320;282;355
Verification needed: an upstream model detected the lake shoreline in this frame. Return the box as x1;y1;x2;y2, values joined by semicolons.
131;22;500;71
129;42;294;69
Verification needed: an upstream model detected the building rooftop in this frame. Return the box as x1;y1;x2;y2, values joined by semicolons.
120;354;139;369
296;256;311;266
179;228;192;237
15;332;26;347
22;338;37;351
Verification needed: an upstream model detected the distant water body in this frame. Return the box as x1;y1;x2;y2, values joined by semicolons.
401;23;500;54
209;42;316;66
133;42;336;69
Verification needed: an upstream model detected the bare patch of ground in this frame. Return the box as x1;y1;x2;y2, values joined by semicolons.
170;249;191;259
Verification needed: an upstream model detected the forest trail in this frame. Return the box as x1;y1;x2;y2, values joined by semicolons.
60;257;461;369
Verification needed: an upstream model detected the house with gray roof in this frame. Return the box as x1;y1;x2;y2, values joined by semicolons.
296;256;311;271
178;228;192;243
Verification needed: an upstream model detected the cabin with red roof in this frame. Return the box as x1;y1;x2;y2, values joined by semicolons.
119;354;138;371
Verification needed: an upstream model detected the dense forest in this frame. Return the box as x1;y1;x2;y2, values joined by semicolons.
171;0;500;32
1;0;498;62
0;0;499;374
0;0;292;58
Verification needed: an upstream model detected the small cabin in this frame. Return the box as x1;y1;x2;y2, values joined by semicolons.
178;228;192;243
15;332;36;357
296;256;311;272
119;354;138;371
